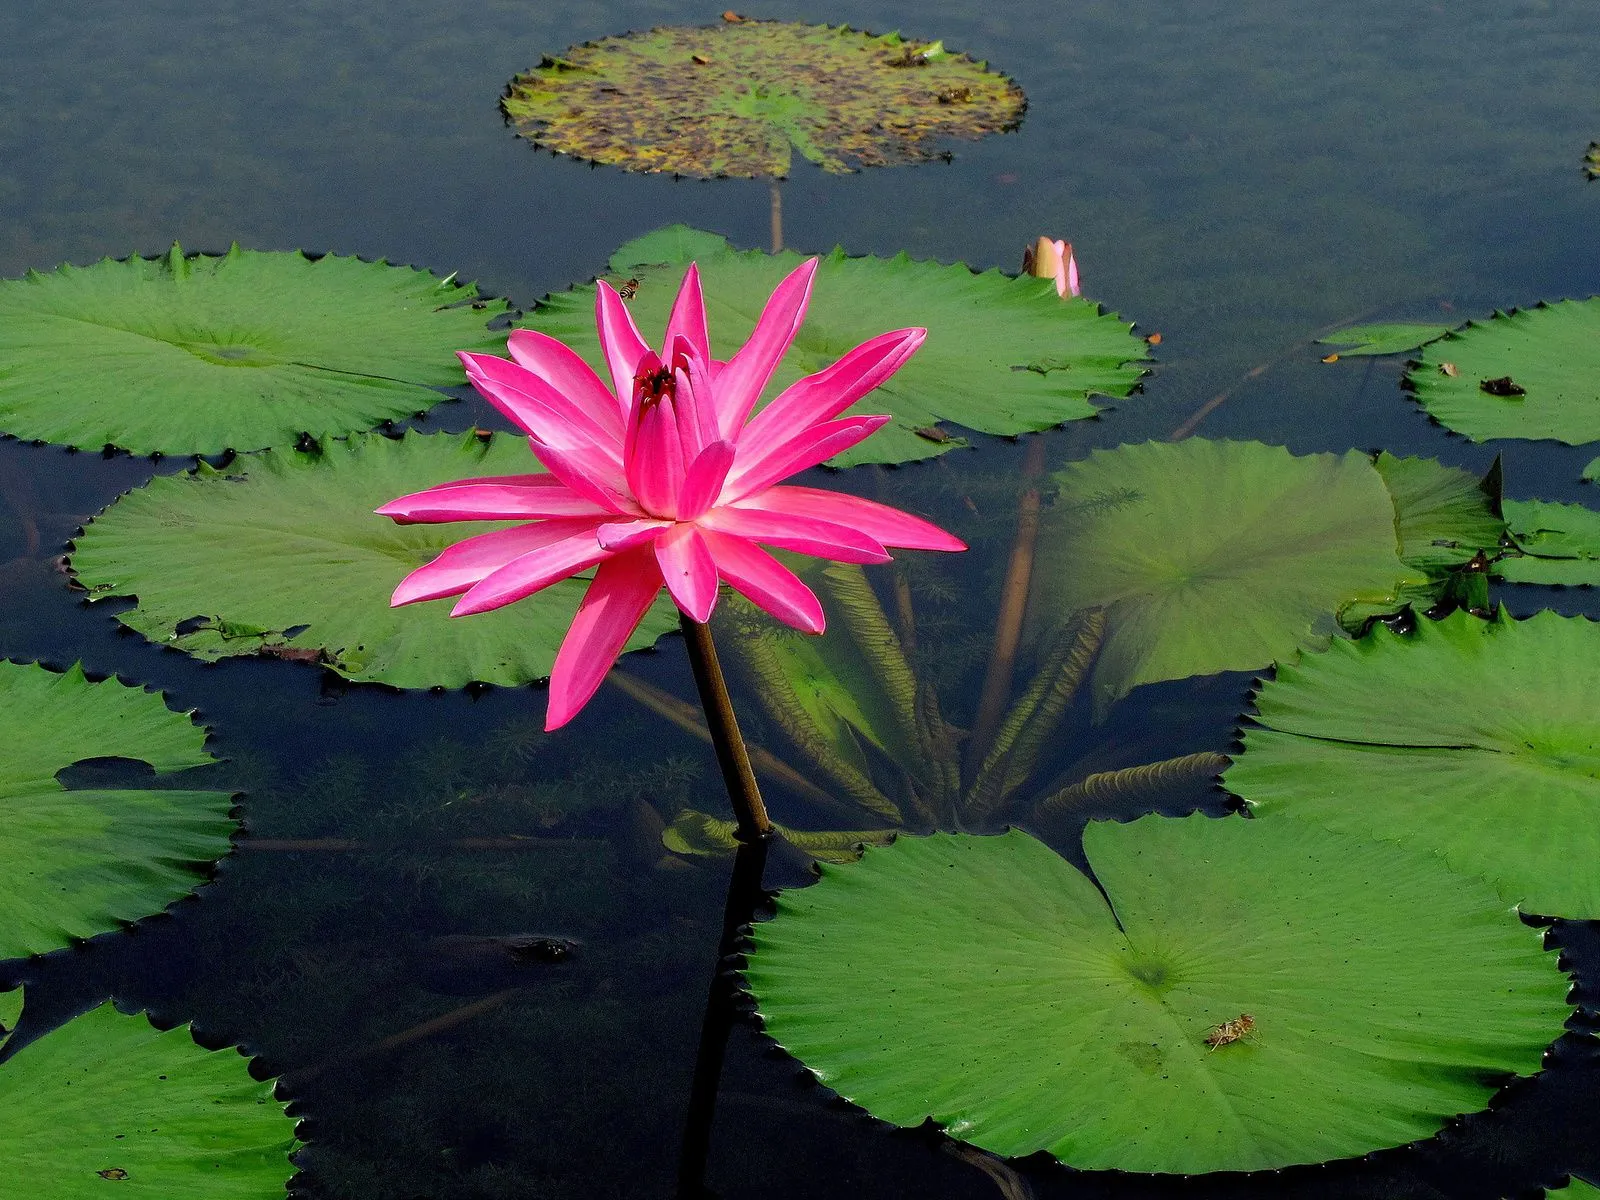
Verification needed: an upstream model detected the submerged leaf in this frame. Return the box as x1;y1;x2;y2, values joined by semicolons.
68;431;679;690
662;809;893;863
1496;498;1600;585
747;818;1566;1174
522;227;1149;467
0;244;506;456
1227;608;1600;918
1406;299;1600;446
1317;322;1454;356
2;1000;296;1196
0;661;233;961
1032;440;1422;715
503;22;1025;179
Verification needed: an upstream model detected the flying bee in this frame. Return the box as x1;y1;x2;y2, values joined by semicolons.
617;277;640;301
1204;1013;1255;1050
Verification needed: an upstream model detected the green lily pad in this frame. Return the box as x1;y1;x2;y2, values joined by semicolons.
1337;453;1508;630
1032;440;1423;715
0;988;20;1041
67;431;679;690
1495;498;1600;585
1226;608;1600;918
747;817;1566;1174
521;227;1149;467
1406;300;1600;445
1318;322;1454;356
0;243;507;456
1549;1181;1600;1200
1;998;296;1197
0;661;233;961
503;21;1024;179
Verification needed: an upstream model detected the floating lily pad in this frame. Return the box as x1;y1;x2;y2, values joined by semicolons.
1550;1181;1600;1200
1318;322;1454;357
1406;300;1600;446
1495;498;1600;585
521;227;1148;467
68;431;679;690
747;817;1566;1174
503;21;1024;179
1226;608;1600;918
1032;440;1422;715
0;661;233;961
2;998;297;1196
1336;453;1508;630
1372;452;1505;576
0;244;507;456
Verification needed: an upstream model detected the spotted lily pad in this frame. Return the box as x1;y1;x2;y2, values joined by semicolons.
1318;322;1454;357
1495;498;1600;585
1406;300;1600;449
1226;608;1600;918
67;431;680;690
0;244;507;456
1;997;297;1196
1031;440;1423;715
0;661;234;961
521;227;1149;467
503;21;1024;179
747;817;1566;1174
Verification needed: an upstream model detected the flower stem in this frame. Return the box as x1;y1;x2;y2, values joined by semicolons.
680;615;772;842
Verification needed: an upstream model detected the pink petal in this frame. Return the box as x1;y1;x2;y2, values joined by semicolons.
460;352;621;459
742;328;924;447
699;505;890;564
676;440;736;521
378;475;611;523
545;547;664;730
623;390;686;517
667;343;720;462
504;330;628;439
524;437;637;516
452;527;614;616
661;263;712;365
701;530;824;633
737;486;966;552
724;414;890;501
655;524;720;622
596;281;654;403
715;257;817;438
597;518;670;551
391;519;602;605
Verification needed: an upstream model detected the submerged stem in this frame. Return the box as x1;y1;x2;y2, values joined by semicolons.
769;179;783;253
680;615;771;843
966;436;1049;784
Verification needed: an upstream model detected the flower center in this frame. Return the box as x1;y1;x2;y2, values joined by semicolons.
634;364;675;409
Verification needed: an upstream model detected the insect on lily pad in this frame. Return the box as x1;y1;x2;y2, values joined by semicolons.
502;21;1026;179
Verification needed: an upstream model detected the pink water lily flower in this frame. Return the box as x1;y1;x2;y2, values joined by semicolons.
378;258;965;730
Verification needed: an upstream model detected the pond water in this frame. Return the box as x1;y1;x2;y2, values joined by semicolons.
1;0;1598;1197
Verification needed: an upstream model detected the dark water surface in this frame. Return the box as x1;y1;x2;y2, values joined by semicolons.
2;1;1599;1196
